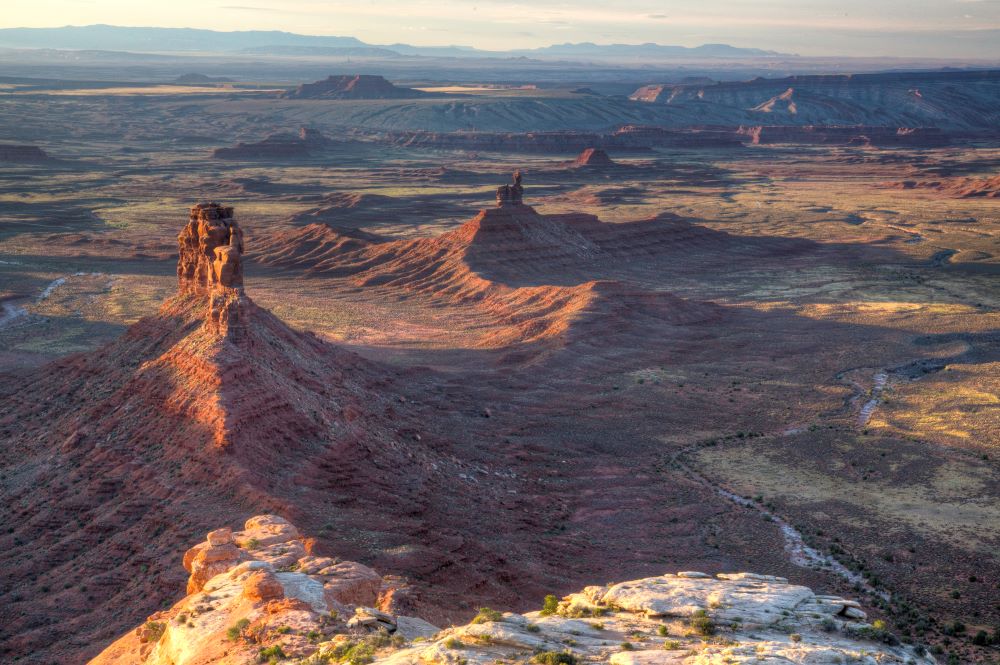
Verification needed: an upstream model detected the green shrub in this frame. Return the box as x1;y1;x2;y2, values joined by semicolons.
690;610;716;637
443;637;463;649
663;640;681;650
620;642;634;651
657;625;668;637
540;595;559;616
227;618;250;642
532;651;577;665
329;639;375;665
144;621;166;642
258;645;287;664
472;607;503;624
526;623;541;633
972;630;989;646
790;633;802;643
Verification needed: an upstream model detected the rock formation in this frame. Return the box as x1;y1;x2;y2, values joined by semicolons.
0;144;50;162
627;69;1000;131
177;202;247;336
91;516;935;665
212;127;333;160
496;170;524;207
571;147;615;168
280;74;432;100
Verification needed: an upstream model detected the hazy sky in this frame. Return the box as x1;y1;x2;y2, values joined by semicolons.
5;0;1000;58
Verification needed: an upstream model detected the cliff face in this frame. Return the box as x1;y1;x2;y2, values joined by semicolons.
91;515;935;665
628;70;1000;130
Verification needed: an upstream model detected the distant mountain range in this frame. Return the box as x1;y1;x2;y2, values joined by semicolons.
0;25;789;59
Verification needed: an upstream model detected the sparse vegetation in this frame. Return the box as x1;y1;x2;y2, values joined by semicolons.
690;610;716;637
472;607;503;624
143;621;166;642
540;595;559;616
258;645;287;664
532;652;577;665
227;618;251;642
325;632;399;665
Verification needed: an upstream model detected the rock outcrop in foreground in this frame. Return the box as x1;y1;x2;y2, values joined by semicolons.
92;516;934;665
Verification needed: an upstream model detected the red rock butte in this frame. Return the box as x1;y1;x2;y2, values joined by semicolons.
572;147;615;168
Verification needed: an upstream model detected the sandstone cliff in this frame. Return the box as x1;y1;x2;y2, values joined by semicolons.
91;515;935;665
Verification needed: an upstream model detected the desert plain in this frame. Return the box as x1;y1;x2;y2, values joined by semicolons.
0;56;998;664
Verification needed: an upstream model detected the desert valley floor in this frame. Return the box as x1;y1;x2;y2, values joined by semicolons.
0;79;998;663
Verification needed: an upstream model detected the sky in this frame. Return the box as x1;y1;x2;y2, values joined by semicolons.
4;0;1000;58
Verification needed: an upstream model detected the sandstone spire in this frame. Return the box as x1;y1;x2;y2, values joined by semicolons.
177;202;248;336
495;170;524;207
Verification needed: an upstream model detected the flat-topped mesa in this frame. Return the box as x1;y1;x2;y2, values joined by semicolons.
177;202;248;336
495;170;525;207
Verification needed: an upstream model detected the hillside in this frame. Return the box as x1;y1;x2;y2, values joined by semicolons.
0;205;459;661
280;75;433;100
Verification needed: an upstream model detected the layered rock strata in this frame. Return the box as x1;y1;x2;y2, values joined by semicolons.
177;202;247;336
